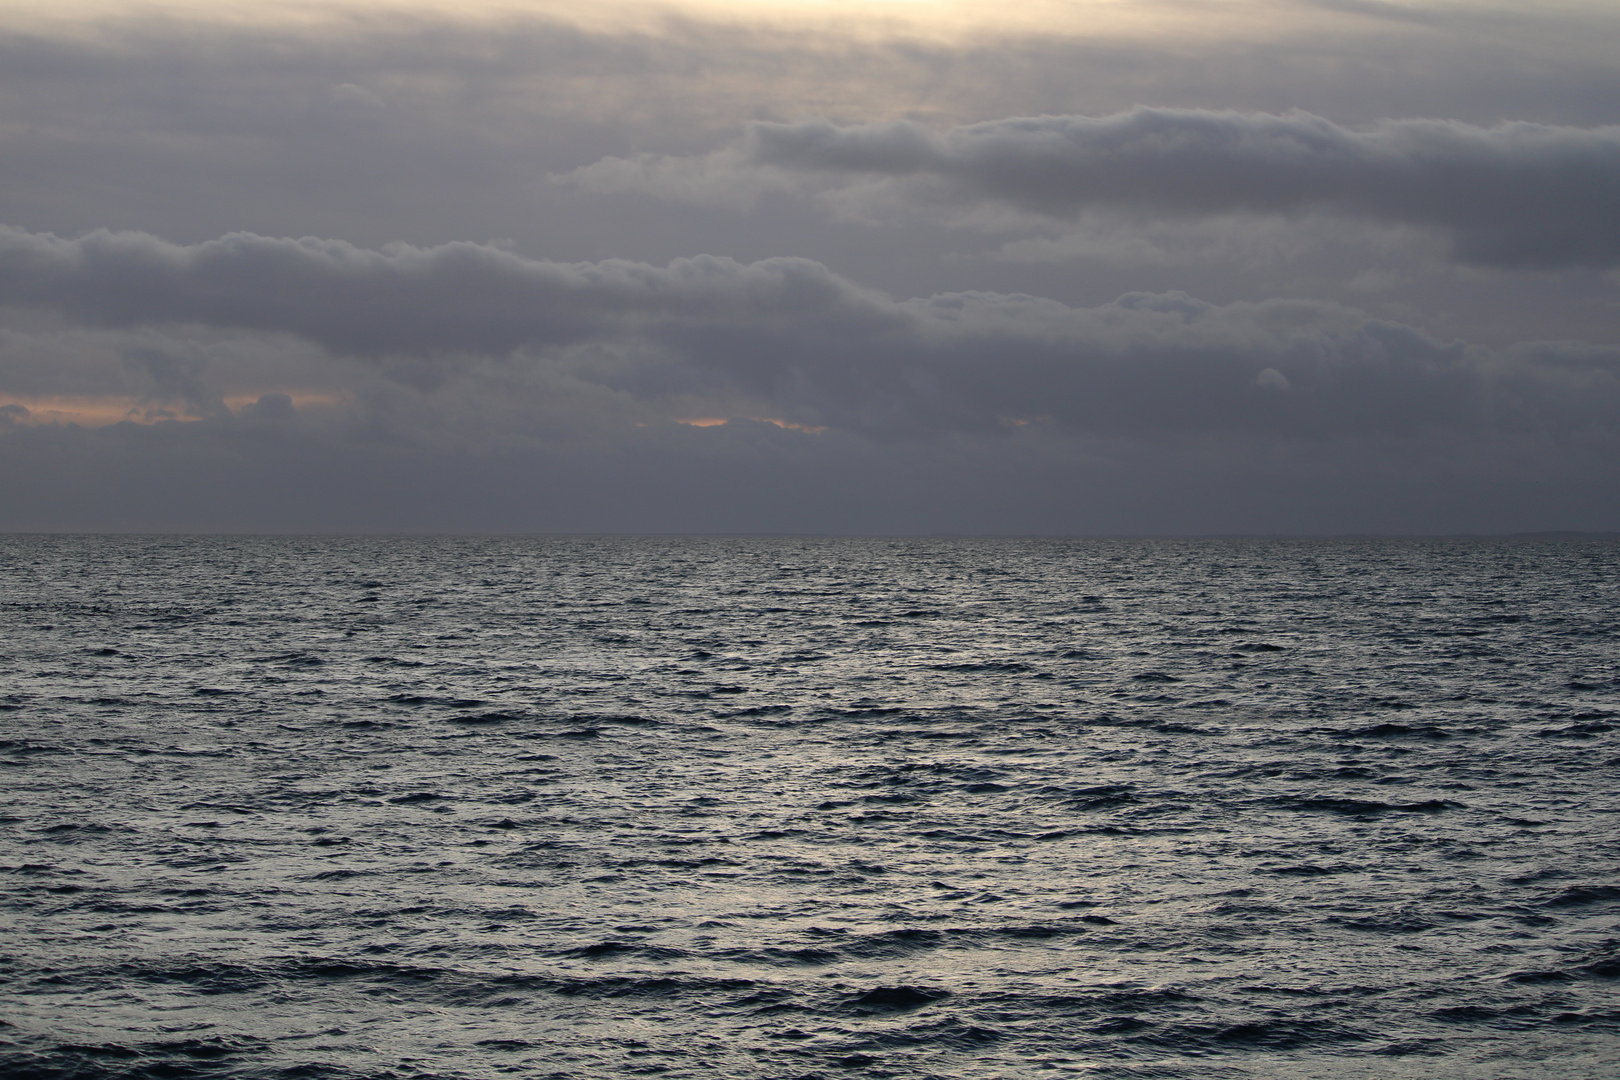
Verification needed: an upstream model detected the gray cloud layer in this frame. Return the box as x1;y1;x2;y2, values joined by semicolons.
6;9;1619;350
3;0;1618;533
9;400;1611;535
0;226;897;358
635;109;1620;267
3;225;1615;443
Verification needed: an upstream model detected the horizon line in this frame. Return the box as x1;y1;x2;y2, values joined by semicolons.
2;529;1616;541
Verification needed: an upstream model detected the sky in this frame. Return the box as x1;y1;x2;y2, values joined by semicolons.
1;0;1617;533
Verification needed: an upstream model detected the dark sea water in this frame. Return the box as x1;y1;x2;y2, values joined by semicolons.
2;535;1618;1080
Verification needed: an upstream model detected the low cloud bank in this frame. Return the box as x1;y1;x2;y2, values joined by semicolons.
2;225;1616;443
3;224;1617;533
3;399;1616;535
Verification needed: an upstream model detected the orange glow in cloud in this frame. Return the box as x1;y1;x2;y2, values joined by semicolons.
0;396;183;427
0;393;344;427
675;416;827;433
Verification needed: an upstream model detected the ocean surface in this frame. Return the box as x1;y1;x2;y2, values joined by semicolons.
2;535;1618;1080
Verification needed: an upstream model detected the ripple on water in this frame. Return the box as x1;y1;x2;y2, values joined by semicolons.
0;535;1617;1079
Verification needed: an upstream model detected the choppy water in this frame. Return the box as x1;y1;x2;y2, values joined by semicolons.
2;535;1618;1080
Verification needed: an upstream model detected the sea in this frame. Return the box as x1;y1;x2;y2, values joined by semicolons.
1;535;1617;1080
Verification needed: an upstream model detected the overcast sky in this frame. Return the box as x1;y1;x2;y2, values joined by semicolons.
1;0;1617;533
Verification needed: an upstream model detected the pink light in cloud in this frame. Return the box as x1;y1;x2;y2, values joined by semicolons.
0;393;346;427
674;416;827;433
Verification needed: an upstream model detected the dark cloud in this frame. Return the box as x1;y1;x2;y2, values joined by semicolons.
5;10;1618;347
6;8;1620;245
2;391;1615;535
733;109;1620;267
0;225;900;357
3;225;1615;445
0;6;1616;534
